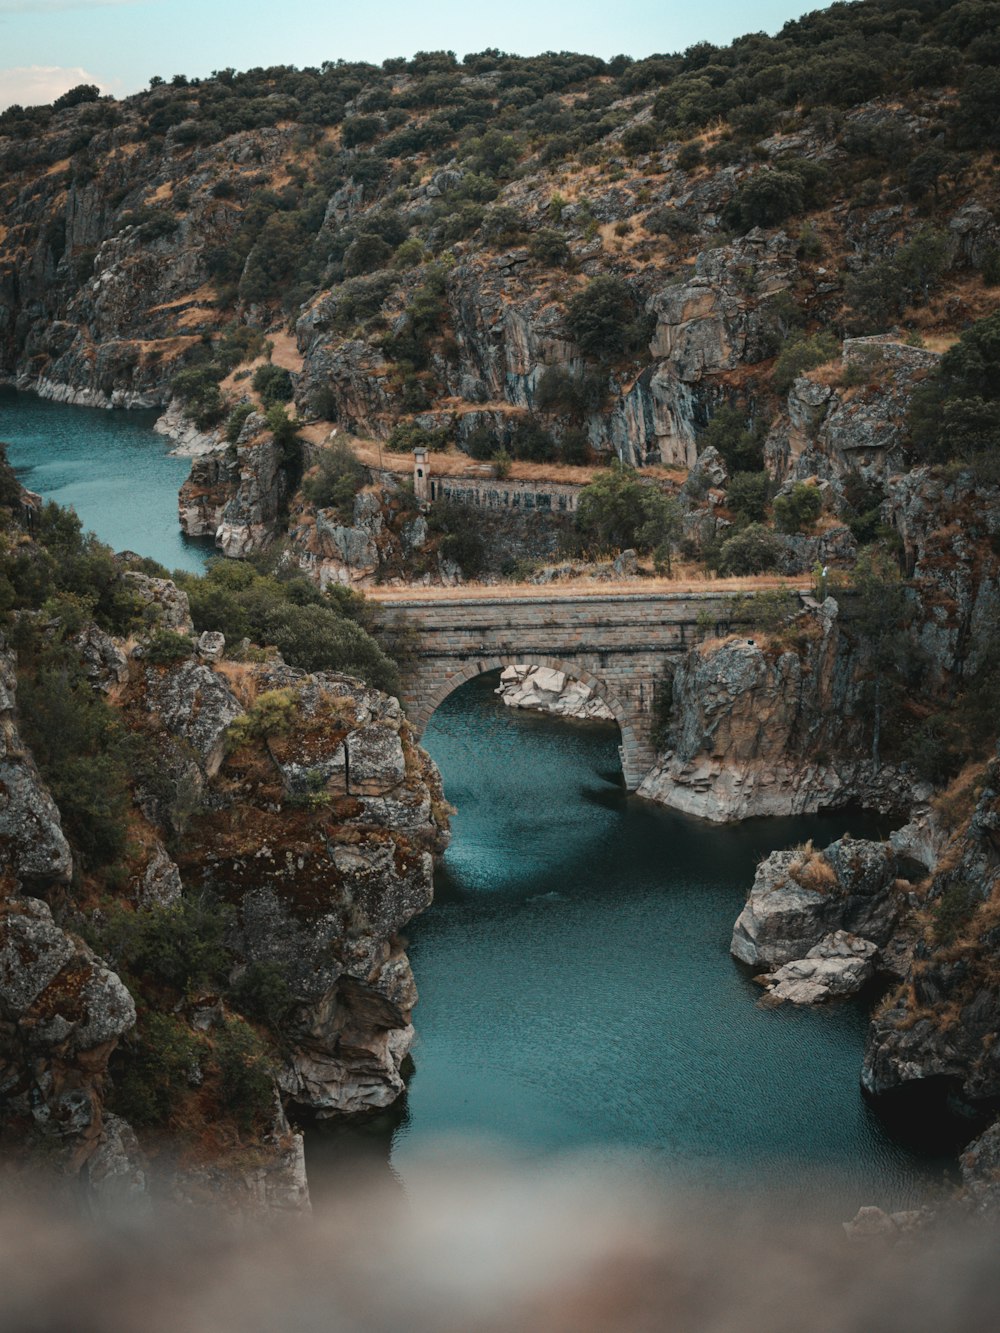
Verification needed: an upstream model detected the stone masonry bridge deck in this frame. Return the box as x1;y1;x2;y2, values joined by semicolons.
369;587;806;790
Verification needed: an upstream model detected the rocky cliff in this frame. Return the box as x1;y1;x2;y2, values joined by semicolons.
0;489;448;1208
638;597;912;821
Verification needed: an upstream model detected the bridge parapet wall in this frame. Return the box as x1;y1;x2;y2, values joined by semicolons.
376;590;766;791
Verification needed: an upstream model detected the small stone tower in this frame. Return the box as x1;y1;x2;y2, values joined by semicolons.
413;446;431;503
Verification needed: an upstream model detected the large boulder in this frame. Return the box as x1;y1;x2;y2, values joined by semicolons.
731;836;897;970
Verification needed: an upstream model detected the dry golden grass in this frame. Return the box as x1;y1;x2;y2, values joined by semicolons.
787;839;838;893
365;573;811;603
215;661;261;709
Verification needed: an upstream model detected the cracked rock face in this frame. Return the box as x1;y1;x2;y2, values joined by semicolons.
731;837;897;970
638;606;911;822
0;649;72;886
762;931;879;1004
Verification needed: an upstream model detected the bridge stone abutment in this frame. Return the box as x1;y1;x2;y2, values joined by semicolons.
373;591;763;791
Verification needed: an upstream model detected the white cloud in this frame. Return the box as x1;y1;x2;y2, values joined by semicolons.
0;65;116;109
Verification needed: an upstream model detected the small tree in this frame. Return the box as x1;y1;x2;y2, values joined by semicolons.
565;276;651;361
773;482;822;534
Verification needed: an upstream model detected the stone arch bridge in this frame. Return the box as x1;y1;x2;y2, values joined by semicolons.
369;589;794;790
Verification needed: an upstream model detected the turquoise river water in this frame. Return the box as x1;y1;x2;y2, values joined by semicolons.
0;388;212;573
0;390;949;1214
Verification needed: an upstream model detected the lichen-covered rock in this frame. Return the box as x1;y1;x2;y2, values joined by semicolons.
0;894;135;1157
0;649;72;885
731;837;897;969
121;572;193;633
762;931;878;1004
145;659;243;777
638;603;911;822
167;664;448;1117
131;840;182;907
74;624;129;692
862;756;1000;1111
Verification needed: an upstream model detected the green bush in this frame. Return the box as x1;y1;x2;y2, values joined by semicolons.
576;464;681;555
909;310;1000;476
231;962;293;1028
846;227;950;328
529;228;570;266
772;332;840;393
213;1017;275;1131
700;405;767;471
100;895;234;994
225;402;256;443
714;524;782;575
727;471;771;523
535;366;606;418
252;363;293;405
773;482;822;534
302;440;366;516
564;276;652;361
110;1011;202;1127
931;880;977;946
386;421;449;453
144;629;195;664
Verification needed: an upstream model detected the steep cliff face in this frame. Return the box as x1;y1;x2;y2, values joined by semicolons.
862;755;1000;1118
178;411;287;557
638;599;910;821
0;645;136;1177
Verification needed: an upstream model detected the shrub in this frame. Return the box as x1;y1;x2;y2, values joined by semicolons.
701;405;767;471
931;880;977;946
773;482;822;534
528;228;570;266
302;440;366;516
429;502;486;577
534;366;606;418
110;1011;202;1127
727;471;771;523
225;402;256;443
725;168;804;231
386;421;449;453
714;524;782;575
100;896;234;994
213;1017;275;1131
575;464;681;555
845;227;950;328
231;962;293;1028
908;310;1000;479
343;232;393;276
144;629;195;664
226;688;297;750
772;332;840;393
564;276;652;361
252;363;293;406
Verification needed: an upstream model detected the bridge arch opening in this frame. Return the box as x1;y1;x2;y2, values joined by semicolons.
408;656;646;788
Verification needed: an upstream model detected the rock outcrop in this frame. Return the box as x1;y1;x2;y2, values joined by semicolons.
639;600;910;822
731;836;898;970
861;754;1000;1116
495;664;614;721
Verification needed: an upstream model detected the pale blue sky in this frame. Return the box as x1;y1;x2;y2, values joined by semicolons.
1;0;832;109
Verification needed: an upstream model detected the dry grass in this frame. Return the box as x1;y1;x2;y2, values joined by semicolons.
214;661;261;709
308;429;688;488
364;573;811;603
787;840;838;893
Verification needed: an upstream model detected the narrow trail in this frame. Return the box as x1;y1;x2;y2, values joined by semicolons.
364;576;814;603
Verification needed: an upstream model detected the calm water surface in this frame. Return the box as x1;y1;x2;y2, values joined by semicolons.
0;389;212;572
315;675;949;1215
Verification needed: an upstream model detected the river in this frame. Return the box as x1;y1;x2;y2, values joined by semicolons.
0;388;212;573
0;392;948;1214
311;676;949;1216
